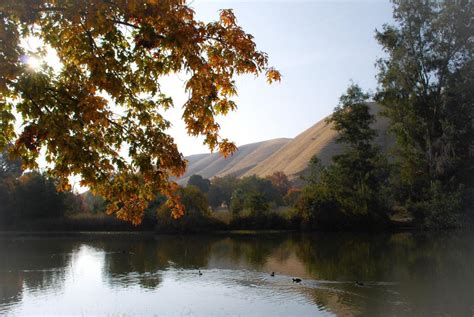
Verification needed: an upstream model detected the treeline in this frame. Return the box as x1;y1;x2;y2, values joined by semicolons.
296;84;472;231
0;136;472;232
155;173;300;232
0;149;299;232
280;1;473;231
0;150;142;231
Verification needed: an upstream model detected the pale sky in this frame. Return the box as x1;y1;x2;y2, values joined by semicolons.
165;0;394;156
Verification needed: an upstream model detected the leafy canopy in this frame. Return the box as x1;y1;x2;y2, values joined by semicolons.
298;85;390;229
374;0;473;228
187;174;210;193
375;0;473;186
0;0;280;224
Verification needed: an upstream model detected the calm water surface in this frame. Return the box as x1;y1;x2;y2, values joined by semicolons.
1;231;473;316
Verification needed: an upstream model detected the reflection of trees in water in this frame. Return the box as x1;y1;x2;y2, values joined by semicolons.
1;233;473;316
0;237;76;309
293;233;393;280
291;232;474;317
98;235;219;288
397;232;474;317
0;273;23;310
211;234;290;268
98;234;291;288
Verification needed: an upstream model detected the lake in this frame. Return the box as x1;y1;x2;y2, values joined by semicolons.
1;231;473;316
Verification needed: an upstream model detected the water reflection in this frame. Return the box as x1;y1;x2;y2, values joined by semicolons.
0;232;473;316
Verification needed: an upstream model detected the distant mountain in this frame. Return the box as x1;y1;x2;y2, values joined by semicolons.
244;103;392;181
179;103;393;184
178;138;291;185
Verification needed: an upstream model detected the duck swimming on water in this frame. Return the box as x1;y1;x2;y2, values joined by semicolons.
355;281;364;286
270;272;275;277
292;278;302;283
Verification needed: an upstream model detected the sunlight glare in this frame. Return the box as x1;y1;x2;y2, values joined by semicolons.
27;55;42;70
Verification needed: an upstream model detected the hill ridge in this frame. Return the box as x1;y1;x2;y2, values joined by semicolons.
179;102;392;184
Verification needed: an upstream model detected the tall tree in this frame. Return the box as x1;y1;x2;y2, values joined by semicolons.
297;84;390;229
375;0;473;192
0;1;280;224
327;84;390;222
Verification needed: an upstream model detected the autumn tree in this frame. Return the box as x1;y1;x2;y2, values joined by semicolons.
375;0;473;227
265;171;290;197
0;1;280;224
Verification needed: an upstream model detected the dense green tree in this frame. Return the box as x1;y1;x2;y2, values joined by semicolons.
208;175;238;208
375;0;473;227
243;192;269;217
13;172;68;221
207;185;223;210
187;174;210;193
328;85;390;219
230;188;245;216
178;185;210;217
229;175;281;216
156;185;218;232
298;85;390;229
1;150;81;227
238;175;281;205
0;0;280;224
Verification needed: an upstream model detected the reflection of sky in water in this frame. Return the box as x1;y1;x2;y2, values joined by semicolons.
1;232;474;316
4;245;329;316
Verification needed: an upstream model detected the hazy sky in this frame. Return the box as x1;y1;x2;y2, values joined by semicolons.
164;0;394;156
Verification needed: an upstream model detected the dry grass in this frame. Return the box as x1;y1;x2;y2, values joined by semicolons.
177;138;291;184
245;103;393;180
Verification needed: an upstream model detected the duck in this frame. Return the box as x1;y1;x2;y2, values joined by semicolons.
355;281;365;286
292;278;302;283
198;270;203;276
270;272;275;277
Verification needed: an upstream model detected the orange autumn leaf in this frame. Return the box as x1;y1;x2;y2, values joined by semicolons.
0;0;280;223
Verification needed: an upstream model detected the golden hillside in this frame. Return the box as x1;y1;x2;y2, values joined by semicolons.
244;102;392;180
178;138;291;185
180;103;392;184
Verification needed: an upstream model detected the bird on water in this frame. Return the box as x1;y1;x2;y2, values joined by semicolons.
293;278;302;283
270;272;275;277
